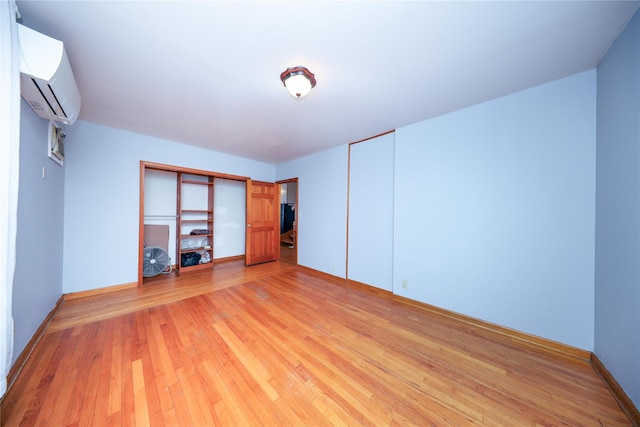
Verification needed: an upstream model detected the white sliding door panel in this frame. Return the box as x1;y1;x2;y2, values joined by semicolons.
348;133;394;291
214;178;246;258
144;169;178;260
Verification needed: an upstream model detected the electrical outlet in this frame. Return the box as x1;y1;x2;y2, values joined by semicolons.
42;166;46;179
402;280;409;289
332;263;336;271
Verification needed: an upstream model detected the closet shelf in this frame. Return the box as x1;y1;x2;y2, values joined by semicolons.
178;173;214;273
180;247;212;254
180;234;212;239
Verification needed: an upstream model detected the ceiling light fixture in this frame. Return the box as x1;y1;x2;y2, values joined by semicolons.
280;66;316;99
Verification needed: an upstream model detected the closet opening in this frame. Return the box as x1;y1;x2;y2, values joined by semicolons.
138;161;249;285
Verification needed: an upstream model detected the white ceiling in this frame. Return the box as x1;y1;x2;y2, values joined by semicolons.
15;1;640;164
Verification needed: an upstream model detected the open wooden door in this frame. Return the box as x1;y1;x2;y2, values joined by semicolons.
246;179;279;266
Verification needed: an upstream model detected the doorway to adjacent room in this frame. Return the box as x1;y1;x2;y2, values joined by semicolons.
278;179;298;264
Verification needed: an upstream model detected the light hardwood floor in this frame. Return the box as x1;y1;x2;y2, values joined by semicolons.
1;261;632;426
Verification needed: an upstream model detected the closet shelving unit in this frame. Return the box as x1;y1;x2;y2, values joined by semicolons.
176;173;214;272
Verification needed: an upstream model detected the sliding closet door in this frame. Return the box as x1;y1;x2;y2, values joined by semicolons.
143;169;178;259
214;178;246;259
348;133;394;291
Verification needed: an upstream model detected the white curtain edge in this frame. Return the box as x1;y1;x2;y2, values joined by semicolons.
0;0;20;398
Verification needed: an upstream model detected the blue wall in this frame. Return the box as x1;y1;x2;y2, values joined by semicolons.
595;8;640;409
277;71;597;351
12;100;65;361
276;145;349;277
62;121;275;293
393;71;597;350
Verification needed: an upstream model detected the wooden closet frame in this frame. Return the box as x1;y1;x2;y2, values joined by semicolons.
138;161;249;286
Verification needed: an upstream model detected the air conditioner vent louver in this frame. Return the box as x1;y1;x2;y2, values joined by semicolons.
28;79;68;119
18;24;81;125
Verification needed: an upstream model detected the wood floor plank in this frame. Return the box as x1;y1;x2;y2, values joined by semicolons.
199;359;249;426
1;261;633;426
94;318;115;424
107;318;123;418
212;320;280;402
166;380;193;426
132;359;151;426
179;365;218;426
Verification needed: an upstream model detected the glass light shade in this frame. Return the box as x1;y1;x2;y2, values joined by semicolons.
284;74;313;98
280;66;316;99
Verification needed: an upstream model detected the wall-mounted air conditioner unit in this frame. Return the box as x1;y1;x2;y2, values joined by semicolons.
18;23;81;125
